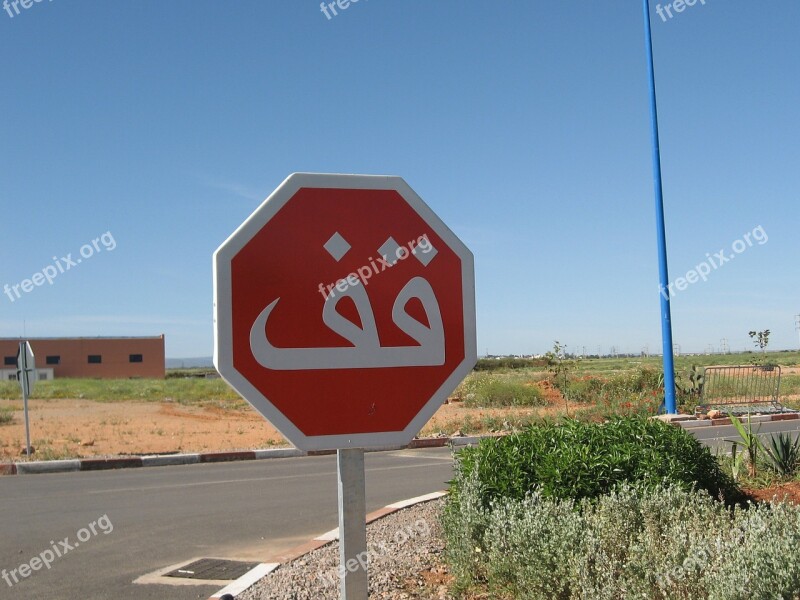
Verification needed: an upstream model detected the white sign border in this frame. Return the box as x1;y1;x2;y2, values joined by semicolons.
213;172;477;451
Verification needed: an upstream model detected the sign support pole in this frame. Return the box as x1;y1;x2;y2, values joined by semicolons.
337;448;368;600
17;342;33;457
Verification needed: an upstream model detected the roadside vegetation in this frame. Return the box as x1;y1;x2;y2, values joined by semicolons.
1;351;798;460
1;351;797;437
0;377;246;409
443;416;800;599
0;407;13;425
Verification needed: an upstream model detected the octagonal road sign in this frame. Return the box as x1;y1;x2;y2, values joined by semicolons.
213;173;476;451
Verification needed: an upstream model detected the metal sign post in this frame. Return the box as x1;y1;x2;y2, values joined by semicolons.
16;341;36;457
337;448;368;600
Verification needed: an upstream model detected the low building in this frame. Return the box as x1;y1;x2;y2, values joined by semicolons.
0;336;165;379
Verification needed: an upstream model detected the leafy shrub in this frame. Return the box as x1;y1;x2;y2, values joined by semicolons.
454;373;546;408
443;478;800;599
451;417;743;506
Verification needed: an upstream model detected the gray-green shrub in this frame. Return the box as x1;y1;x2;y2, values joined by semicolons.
443;477;800;599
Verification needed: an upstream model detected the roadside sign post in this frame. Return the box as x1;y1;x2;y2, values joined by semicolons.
337;448;368;599
16;341;37;457
214;173;476;600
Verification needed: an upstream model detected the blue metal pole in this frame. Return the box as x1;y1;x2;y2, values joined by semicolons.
642;0;677;413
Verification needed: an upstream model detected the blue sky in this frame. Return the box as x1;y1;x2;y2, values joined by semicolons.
1;0;798;358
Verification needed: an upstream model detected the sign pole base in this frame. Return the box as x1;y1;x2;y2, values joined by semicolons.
337;448;368;600
22;388;31;458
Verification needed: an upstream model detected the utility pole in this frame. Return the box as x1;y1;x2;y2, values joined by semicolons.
642;0;676;413
795;315;800;350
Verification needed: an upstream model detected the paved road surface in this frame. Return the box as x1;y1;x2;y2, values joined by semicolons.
0;447;454;600
687;418;800;454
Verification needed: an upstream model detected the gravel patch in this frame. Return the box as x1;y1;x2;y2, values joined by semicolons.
238;497;450;600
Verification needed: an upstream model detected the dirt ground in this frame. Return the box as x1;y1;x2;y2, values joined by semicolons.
745;481;800;505
0;398;571;461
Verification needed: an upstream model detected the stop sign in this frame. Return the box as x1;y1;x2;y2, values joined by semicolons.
213;173;476;451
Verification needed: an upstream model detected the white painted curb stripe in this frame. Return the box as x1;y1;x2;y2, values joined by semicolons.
253;448;305;459
450;435;482;446
316;527;340;542
16;459;81;474
387;491;446;510
142;454;201;467
209;563;279;598
315;491;447;541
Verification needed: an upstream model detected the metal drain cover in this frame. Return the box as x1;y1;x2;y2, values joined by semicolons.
166;558;259;581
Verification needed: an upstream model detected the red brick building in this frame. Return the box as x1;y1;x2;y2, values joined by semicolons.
0;336;165;379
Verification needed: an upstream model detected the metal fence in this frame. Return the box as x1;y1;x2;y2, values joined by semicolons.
696;365;784;414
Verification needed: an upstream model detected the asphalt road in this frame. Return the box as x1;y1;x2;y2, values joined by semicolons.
0;447;454;600
687;418;800;454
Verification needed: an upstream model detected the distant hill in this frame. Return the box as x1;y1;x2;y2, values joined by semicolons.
166;357;214;369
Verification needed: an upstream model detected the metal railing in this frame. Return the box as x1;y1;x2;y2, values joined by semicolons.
696;365;785;414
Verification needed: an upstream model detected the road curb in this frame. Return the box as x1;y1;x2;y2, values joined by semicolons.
207;490;448;600
14;415;799;476
672;412;800;430
0;435;484;477
16;459;81;475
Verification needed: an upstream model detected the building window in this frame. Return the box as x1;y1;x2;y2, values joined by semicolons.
46;355;61;365
129;354;143;363
88;355;102;364
4;356;16;366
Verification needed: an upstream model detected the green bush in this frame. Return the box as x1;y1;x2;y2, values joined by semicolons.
451;417;743;506
443;478;800;599
455;373;546;408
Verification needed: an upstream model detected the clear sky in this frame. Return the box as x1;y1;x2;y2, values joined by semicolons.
1;0;798;358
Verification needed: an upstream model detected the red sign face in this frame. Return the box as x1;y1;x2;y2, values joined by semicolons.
214;173;476;451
